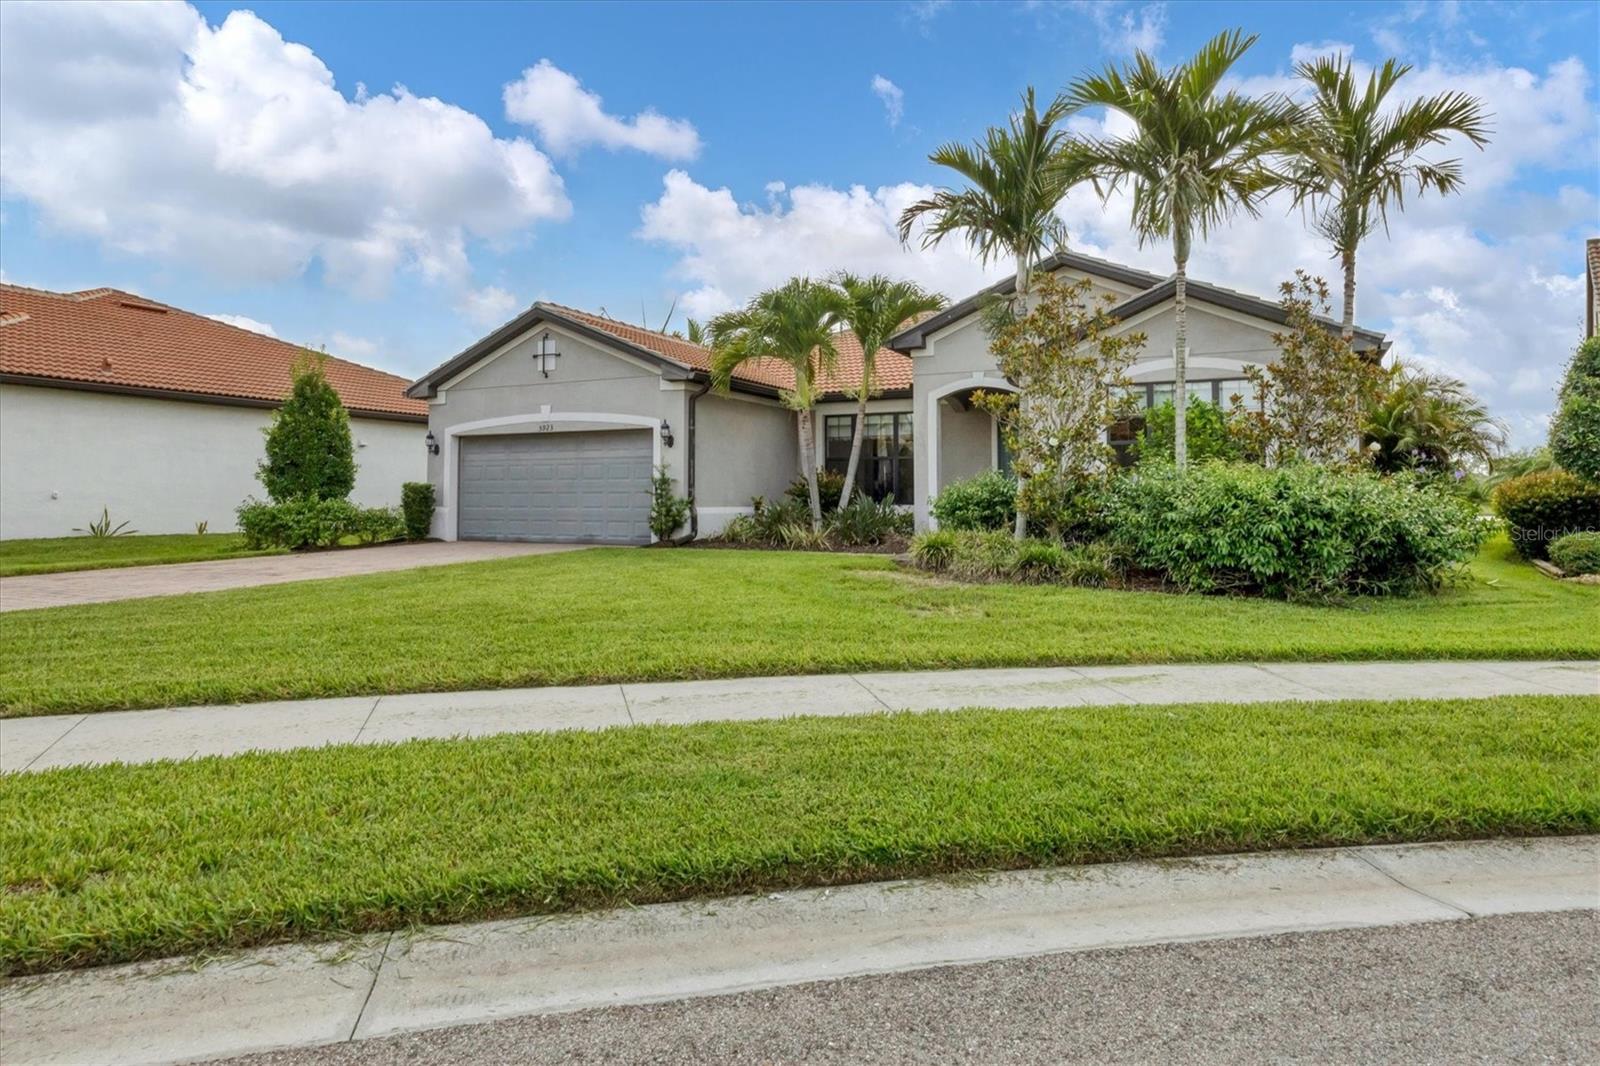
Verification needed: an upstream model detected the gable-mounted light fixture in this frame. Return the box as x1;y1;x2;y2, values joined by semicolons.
534;330;561;378
659;420;674;448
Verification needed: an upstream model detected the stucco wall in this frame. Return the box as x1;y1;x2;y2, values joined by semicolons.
695;392;796;532
0;383;424;539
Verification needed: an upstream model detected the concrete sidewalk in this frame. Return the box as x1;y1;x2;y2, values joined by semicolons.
3;659;1595;773
3;836;1594;1066
0;541;583;612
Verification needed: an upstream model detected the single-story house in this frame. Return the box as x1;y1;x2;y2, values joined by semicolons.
0;284;426;539
405;252;1387;543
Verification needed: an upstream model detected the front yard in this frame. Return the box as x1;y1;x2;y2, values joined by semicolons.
0;533;281;577
0;535;1593;716
2;693;1594;975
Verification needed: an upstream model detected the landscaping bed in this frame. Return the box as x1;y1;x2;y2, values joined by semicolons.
0;537;1593;718
0;533;283;578
2;693;1595;975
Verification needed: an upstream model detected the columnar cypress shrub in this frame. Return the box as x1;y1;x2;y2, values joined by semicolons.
258;354;357;502
1550;337;1600;482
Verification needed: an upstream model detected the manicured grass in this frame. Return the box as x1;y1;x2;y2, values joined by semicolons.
0;533;281;577
0;535;1594;717
2;694;1595;974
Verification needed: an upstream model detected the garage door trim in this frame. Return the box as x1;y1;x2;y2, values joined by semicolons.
439;412;664;541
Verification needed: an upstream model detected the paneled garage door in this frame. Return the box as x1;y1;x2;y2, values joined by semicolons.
457;430;653;544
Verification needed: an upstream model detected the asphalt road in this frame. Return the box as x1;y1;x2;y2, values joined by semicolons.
221;910;1598;1065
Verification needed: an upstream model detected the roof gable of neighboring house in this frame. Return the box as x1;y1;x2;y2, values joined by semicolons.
407;302;912;401
0;284;426;420
887;252;1387;355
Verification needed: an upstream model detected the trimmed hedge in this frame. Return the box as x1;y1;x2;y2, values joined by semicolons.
930;471;1017;531
400;482;435;541
1549;531;1600;576
1491;470;1600;560
1105;463;1486;599
236;497;402;551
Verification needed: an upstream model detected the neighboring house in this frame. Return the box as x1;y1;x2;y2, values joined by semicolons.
406;253;1387;543
1587;237;1599;339
0;284;426;539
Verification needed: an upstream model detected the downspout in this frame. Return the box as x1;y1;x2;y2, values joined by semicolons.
678;377;713;543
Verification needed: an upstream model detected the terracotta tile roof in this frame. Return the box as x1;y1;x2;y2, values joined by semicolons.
0;284;426;419
539;303;914;396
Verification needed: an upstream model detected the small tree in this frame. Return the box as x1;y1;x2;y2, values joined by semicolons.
648;465;691;542
1550;336;1600;483
259;353;356;502
973;273;1144;536
1231;273;1378;467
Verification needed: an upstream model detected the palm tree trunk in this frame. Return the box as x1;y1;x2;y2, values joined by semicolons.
1340;247;1356;342
1173;237;1190;473
798;408;823;531
1012;252;1030;540
840;394;867;506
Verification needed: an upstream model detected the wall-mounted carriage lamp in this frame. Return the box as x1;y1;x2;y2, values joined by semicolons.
425;431;440;455
659;420;675;448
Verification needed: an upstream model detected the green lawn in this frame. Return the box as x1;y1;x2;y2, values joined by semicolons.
2;694;1594;975
0;535;1593;717
0;533;281;577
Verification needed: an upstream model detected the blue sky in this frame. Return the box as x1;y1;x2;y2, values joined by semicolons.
1;0;1595;444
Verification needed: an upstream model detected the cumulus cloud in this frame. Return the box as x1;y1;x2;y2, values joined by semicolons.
503;60;700;160
206;313;277;337
0;2;568;301
457;285;520;326
1062;1;1167;56
637;171;1007;320
329;331;378;358
871;75;905;128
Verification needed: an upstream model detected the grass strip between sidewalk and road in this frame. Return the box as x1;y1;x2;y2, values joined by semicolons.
0;533;281;577
3;537;1596;717
3;694;1596;975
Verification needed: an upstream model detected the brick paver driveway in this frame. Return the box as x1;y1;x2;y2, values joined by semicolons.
0;541;587;612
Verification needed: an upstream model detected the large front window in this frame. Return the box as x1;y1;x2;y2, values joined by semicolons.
824;413;914;504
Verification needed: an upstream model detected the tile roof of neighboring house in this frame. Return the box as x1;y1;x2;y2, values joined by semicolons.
407;301;914;400
0;284;426;420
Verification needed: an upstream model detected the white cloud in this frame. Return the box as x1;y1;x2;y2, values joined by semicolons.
329;330;378;358
503;60;700;160
0;2;568;300
871;75;905;128
637;171;1008;321
457;285;520;326
206;312;277;337
1063;1;1167;56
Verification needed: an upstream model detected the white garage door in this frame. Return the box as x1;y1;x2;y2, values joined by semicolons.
457;431;653;544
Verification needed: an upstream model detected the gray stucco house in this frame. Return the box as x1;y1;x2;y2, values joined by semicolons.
405;253;1387;543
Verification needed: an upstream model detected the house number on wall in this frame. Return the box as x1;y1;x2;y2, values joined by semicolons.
536;422;556;432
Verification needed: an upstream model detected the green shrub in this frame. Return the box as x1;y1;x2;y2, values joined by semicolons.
785;470;848;514
1132;398;1242;464
910;529;958;570
931;471;1017;531
827;497;912;546
649;466;691;542
1550;337;1600;482
1018;473;1111;542
1549;531;1600;575
1011;539;1068;582
1492;470;1600;560
1059;541;1119;588
350;506;404;545
1105;463;1486;599
257;354;356;503
235;497;360;551
400;482;435;541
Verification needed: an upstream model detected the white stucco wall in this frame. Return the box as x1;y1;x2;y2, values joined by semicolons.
0;384;425;539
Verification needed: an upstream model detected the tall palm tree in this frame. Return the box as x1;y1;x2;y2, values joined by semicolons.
898;88;1083;535
707;278;846;530
831;273;947;505
1285;56;1490;341
1363;362;1506;475
897;87;1082;301
1064;29;1298;470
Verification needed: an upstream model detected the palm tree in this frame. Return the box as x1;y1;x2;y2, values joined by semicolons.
1063;29;1298;470
831;274;946;505
1285;56;1490;341
897;87;1082;302
1363;362;1506;475
898;88;1083;535
707;278;846;530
